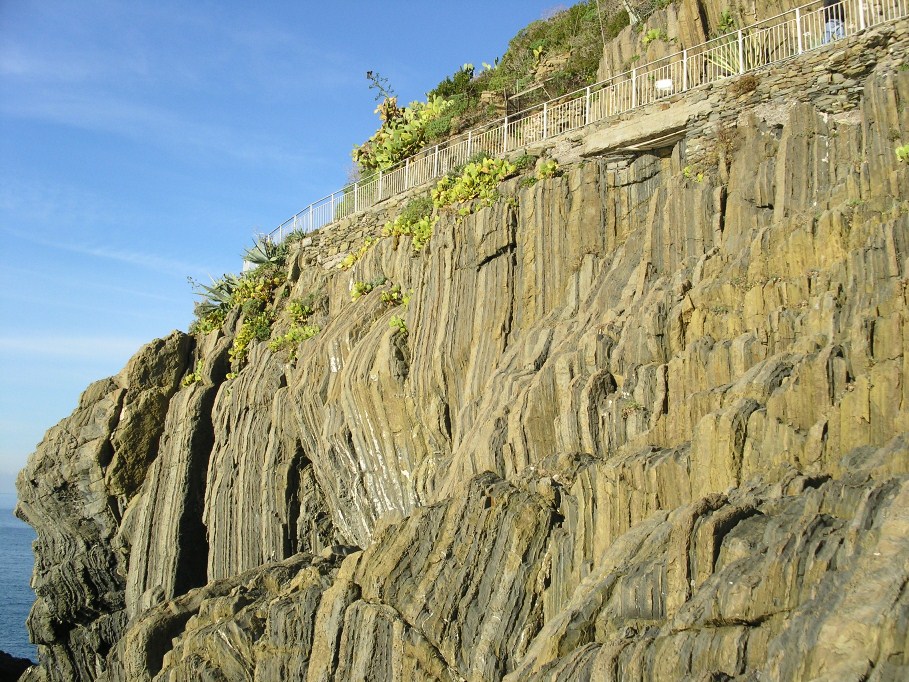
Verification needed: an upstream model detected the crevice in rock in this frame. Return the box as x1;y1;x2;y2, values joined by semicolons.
285;446;306;557
440;401;453;442
716;184;728;236
146;612;196;678
172;386;217;599
476;243;515;271
710;507;762;573
391;333;410;381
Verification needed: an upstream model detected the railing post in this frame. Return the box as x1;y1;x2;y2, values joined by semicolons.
405;159;410;189
378;170;383;200
467;130;473;159
584;86;591;125
309;203;314;231
353;182;359;213
858;0;866;30
542;102;548;140
503;116;508;153
682;49;689;91
795;8;803;54
631;68;637;109
433;145;440;177
737;29;745;74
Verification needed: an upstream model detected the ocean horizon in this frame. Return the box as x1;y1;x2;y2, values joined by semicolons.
0;492;38;663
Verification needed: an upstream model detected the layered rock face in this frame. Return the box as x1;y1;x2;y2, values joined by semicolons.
17;21;909;682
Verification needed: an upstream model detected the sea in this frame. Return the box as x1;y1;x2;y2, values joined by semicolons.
0;492;38;663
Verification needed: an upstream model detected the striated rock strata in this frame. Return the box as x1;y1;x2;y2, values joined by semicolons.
17;20;909;682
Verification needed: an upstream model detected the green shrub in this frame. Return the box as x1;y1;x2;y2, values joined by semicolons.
443;151;491;183
400;194;434;224
425;94;470;142
714;9;737;36
428;64;477;100
425;65;476;143
478;2;604;101
604;10;630;39
382;214;437;251
284;228;308;244
897;144;909;163
513;153;538;172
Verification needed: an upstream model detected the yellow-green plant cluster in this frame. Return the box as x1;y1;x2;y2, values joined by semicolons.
389;314;408;336
536;159;560;179
377;282;412;336
181;360;204;387
268;296;321;356
382;194;436;251
192;309;226;335
231;273;285;308
432;157;517;215
380;283;411;307
897;144;909;163
383;214;437;251
286;300;315;324
224;272;287;366
350;276;388;301
641;28;669;46
229;311;273;364
269;324;320;355
339;236;379;270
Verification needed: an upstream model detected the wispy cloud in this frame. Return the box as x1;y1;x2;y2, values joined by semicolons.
0;3;343;171
55;241;211;277
2;224;213;277
1;266;184;304
0;85;322;168
0;290;187;323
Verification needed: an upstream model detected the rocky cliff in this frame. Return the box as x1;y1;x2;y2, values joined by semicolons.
16;17;909;682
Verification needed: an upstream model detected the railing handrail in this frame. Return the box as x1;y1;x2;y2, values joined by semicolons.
267;0;905;243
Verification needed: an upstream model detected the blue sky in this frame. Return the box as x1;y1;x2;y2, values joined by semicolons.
0;0;565;489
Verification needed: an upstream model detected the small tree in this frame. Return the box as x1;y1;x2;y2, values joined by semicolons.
365;70;396;102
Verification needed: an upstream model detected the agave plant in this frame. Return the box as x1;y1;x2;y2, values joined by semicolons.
242;236;288;268
191;273;240;317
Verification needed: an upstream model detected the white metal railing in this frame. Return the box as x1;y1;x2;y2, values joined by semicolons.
268;0;907;242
